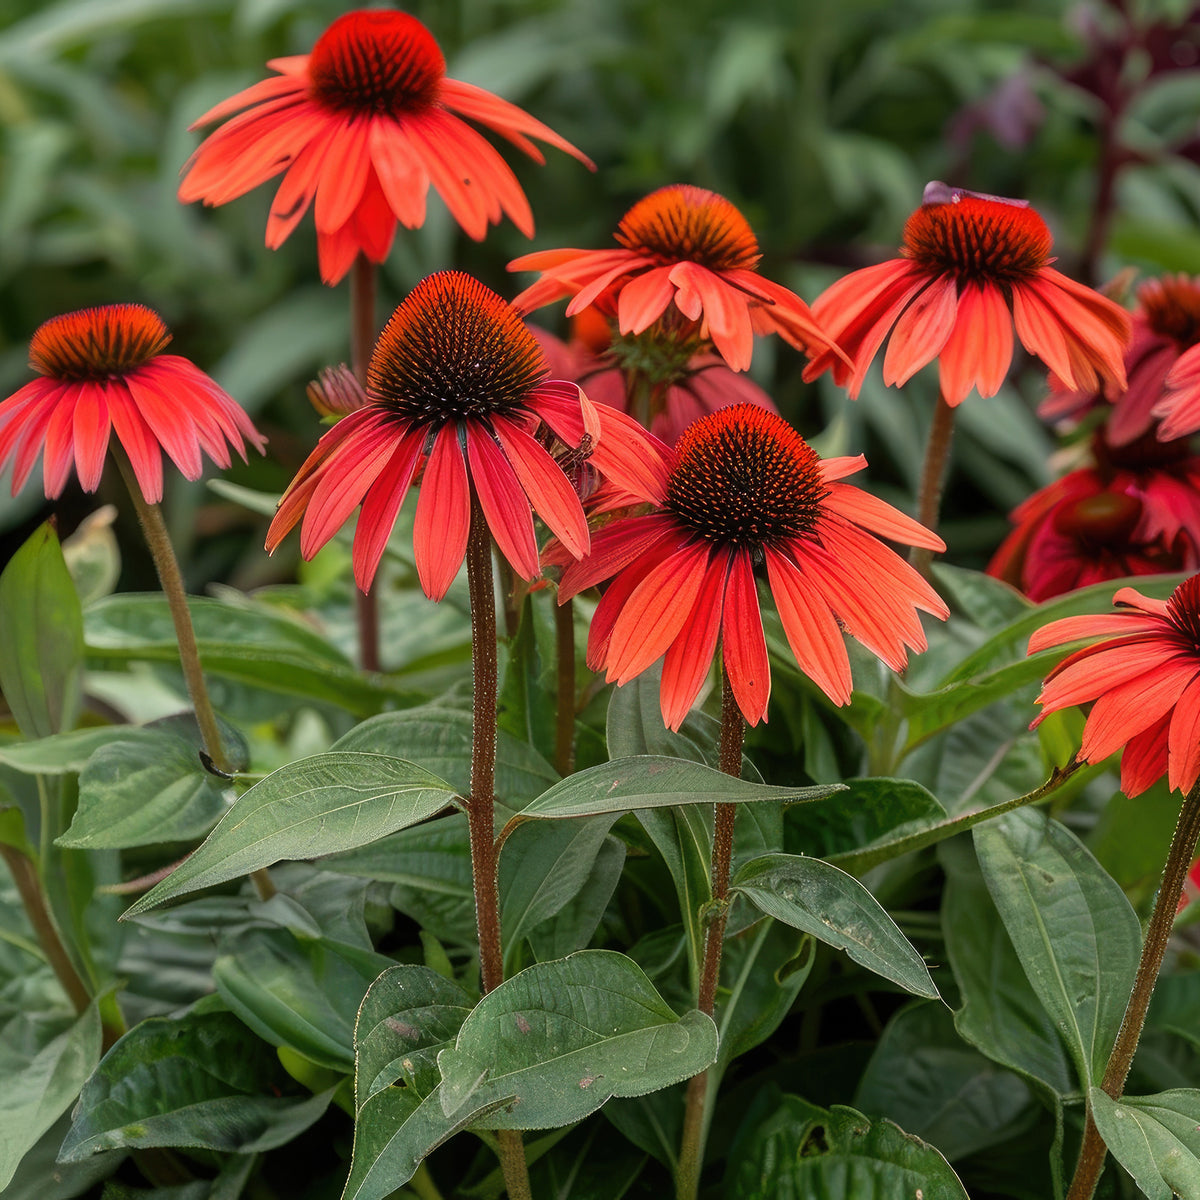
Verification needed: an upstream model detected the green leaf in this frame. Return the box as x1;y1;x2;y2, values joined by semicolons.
940;835;1075;1097
214;927;393;1072
0;727;156;776
500;816;621;973
854;1001;1035;1161
353;965;473;1110
0;1004;101;1189
58;1009;333;1161
332;706;558;805
1089;1088;1200;1200
441;950;718;1130
85;593;421;717
728;1094;969;1199
730;853;938;998
122;752;457;917
605;665;722;765
526;835;626;964
0;522;83;739
974;808;1141;1088
510;756;841;826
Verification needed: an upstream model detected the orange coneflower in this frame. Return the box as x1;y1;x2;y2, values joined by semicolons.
558;403;948;729
1031;575;1200;796
805;184;1131;405
179;9;593;285
509;184;838;373
0;304;265;503
266;271;667;600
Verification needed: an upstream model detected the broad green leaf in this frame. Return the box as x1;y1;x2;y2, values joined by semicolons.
497;594;559;765
1090;1088;1200;1200
332;706;558;804
0;727;159;775
123;753;457;917
854;1001;1035;1162
727;1094;969;1199
940;836;1075;1097
85;593;421;717
500;816;621;972
510;756;840;826
58;1009;333;1161
0;1004;100;1189
353;965;473;1110
0;1111;122;1200
214;927;392;1072
605;665;721;765
446;950;717;1131
730;853;939;998
975;808;1141;1088
527;834;626;964
0;523;83;739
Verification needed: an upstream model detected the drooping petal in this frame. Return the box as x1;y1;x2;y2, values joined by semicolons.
822;482;945;551
1078;660;1199;763
936;283;1014;404
465;423;539;580
352;427;425;592
660;550;730;730
881;275;958;389
1120;716;1171;798
721;546;771;725
558;512;680;599
1167;671;1200;794
41;383;81;498
1028;611;1165;655
105;382;163;503
414;423;471;601
71;383;111;493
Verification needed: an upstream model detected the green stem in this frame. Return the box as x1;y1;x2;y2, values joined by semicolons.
911;390;955;577
676;671;745;1200
112;447;275;902
1066;782;1200;1200
351;253;381;674
464;494;533;1200
554;596;576;777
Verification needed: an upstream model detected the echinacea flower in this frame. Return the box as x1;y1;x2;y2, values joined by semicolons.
1031;576;1200;796
1041;273;1200;444
266;270;667;600
509;184;839;373
179;9;593;286
557;403;948;729
530;309;778;445
988;428;1200;601
804;184;1131;405
0;304;265;503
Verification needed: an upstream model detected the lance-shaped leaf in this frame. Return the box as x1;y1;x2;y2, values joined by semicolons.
730;853;939;998
1089;1088;1200;1200
505;756;840;834
123;753;457;918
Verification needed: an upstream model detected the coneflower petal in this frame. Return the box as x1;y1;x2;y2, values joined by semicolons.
414;424;471;602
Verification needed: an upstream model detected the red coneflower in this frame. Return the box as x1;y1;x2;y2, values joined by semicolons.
179;9;593;285
1042;274;1200;444
266;271;667;600
530;309;778;445
988;428;1200;601
557;403;948;729
509;184;838;372
0;304;265;503
804;184;1131;405
1031;576;1200;796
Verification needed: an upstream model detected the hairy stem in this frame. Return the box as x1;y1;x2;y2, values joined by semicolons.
1066;783;1200;1200
351;253;381;673
113;448;275;902
464;495;533;1200
676;671;745;1200
911;391;955;577
554;596;576;776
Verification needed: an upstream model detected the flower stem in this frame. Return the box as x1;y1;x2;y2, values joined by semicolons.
351;253;381;674
676;670;745;1200
554;597;576;776
464;494;532;1200
1066;783;1200;1200
911;390;955;577
113;448;275;902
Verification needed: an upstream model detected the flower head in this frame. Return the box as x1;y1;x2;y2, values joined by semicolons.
179;9;593;285
804;184;1131;405
530;310;779;445
1031;575;1200;796
0;304;265;503
509;184;839;372
266;271;667;600
558;403;948;729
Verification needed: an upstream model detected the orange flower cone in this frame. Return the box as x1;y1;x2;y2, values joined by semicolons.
179;10;593;285
805;185;1131;405
558;403;948;729
0;304;265;503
